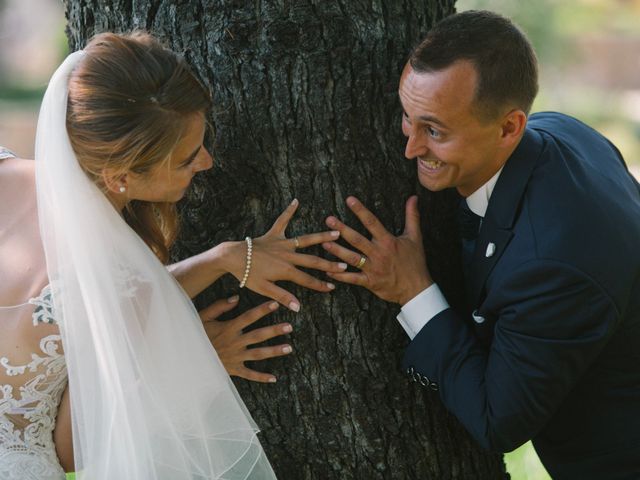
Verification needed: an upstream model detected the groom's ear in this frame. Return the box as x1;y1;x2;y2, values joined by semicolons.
498;109;527;148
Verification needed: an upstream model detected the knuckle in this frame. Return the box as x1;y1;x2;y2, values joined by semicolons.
248;330;268;344
379;241;395;257
272;346;286;357
278;293;291;306
245;349;260;361
269;324;284;336
363;215;377;228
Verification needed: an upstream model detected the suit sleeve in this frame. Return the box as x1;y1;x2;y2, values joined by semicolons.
401;259;619;452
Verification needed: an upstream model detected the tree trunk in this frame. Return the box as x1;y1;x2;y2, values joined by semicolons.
65;1;508;478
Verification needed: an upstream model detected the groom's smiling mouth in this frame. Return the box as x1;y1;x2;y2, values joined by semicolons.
418;157;445;172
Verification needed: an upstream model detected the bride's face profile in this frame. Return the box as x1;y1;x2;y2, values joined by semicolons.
123;112;213;204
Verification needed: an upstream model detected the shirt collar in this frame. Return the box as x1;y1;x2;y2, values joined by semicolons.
465;167;504;218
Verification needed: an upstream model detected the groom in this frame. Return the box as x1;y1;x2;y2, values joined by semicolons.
322;10;640;479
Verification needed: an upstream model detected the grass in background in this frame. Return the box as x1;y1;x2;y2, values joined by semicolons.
505;442;552;480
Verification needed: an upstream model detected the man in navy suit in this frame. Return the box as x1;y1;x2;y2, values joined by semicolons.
322;10;640;479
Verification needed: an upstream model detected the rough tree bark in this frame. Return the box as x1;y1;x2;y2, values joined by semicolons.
65;1;508;478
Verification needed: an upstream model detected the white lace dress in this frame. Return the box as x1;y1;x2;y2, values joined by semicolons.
1;148;66;479
0;284;66;480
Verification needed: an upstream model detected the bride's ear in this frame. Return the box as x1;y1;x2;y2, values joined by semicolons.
101;169;128;194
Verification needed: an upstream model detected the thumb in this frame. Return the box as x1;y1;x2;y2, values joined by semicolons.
266;198;299;236
403;195;422;240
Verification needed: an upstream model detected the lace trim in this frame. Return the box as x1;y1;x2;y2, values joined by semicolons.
29;286;55;326
0;283;66;477
0;335;62;377
0;450;65;480
0;286;56;326
0;147;17;160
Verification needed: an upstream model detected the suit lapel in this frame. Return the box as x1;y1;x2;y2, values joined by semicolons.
469;128;545;307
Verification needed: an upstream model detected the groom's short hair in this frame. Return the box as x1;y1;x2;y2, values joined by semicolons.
410;10;539;121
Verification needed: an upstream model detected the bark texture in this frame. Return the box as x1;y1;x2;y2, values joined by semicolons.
65;1;508;478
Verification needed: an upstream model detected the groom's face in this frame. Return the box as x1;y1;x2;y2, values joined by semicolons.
399;61;506;197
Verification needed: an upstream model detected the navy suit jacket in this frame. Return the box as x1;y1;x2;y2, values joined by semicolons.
403;112;640;479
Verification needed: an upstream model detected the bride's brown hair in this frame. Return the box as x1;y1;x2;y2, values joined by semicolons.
66;31;212;263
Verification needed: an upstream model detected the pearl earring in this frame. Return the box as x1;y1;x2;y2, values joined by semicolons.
119;186;126;193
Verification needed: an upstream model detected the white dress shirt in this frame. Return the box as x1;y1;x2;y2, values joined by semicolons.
397;167;504;339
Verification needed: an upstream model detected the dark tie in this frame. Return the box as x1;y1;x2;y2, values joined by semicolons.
458;200;482;271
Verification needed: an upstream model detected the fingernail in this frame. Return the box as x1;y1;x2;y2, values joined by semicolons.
327;217;336;226
330;230;340;238
269;377;277;383
291;198;299;206
322;242;332;250
289;301;301;312
326;282;335;290
283;324;293;333
338;262;348;270
269;301;279;311
227;295;239;303
347;197;356;206
282;345;293;354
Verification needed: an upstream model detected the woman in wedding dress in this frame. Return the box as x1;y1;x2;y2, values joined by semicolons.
0;32;345;479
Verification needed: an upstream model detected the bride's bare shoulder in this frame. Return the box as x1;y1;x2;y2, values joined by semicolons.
0;158;36;206
0;156;47;304
0;156;35;185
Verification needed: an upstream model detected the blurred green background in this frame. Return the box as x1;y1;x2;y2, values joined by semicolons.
458;0;640;178
1;1;636;479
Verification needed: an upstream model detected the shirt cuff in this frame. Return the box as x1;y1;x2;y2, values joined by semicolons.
396;284;450;340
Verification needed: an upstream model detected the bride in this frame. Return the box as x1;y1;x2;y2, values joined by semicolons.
0;32;345;479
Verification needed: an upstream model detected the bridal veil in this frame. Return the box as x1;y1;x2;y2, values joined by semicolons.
35;50;276;479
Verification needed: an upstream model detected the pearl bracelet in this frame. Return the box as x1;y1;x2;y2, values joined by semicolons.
239;236;253;288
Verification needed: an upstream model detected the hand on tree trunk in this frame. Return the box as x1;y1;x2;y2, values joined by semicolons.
322;195;433;306
199;297;293;383
221;198;348;312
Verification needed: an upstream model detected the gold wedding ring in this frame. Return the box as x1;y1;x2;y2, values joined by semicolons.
355;255;367;269
293;237;300;248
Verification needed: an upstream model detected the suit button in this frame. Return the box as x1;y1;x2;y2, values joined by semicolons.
471;309;485;324
418;375;430;387
429;382;439;392
406;366;415;376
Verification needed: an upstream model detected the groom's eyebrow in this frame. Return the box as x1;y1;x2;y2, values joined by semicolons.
179;145;202;167
417;114;448;129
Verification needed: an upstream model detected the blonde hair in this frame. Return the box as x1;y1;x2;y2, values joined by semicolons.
66;31;212;263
